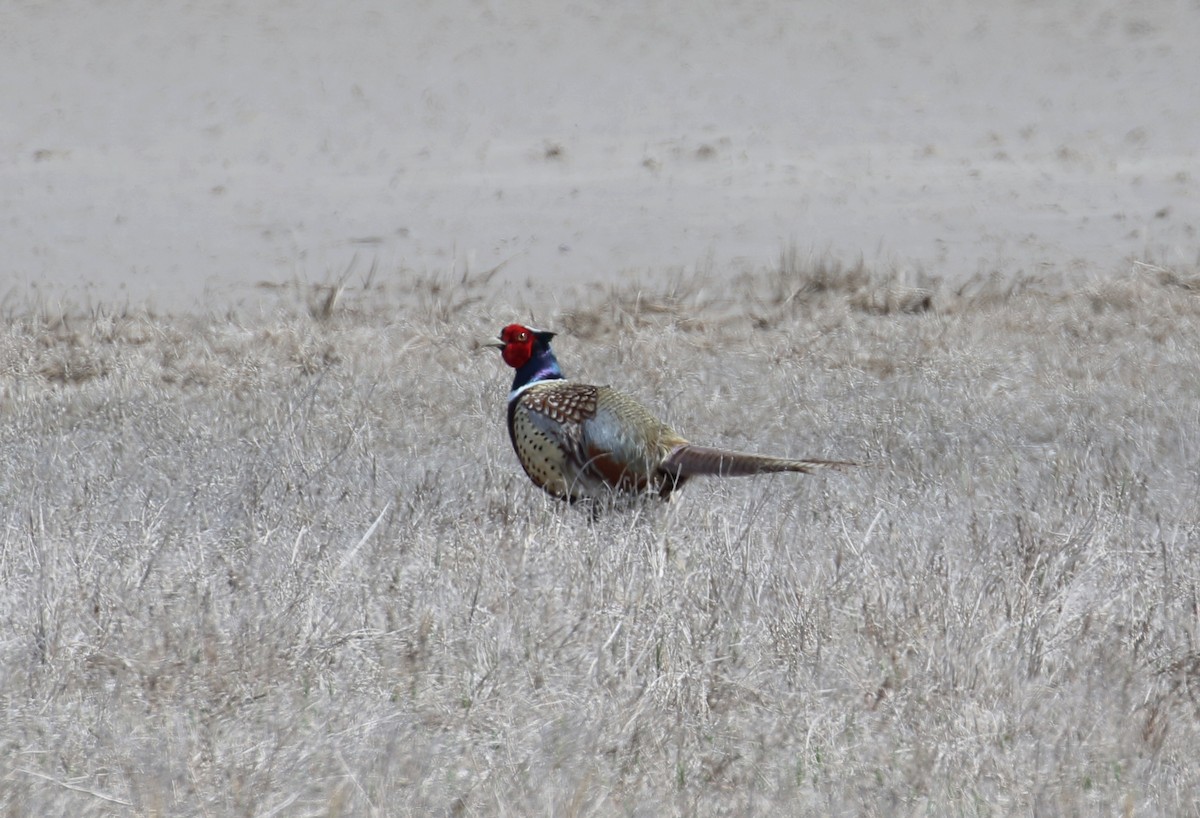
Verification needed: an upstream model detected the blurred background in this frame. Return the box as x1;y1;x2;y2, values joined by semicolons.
3;0;1197;311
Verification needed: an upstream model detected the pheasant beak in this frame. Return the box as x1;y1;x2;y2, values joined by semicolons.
477;337;506;352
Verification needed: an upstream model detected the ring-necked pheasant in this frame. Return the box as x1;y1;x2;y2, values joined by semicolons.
485;323;854;503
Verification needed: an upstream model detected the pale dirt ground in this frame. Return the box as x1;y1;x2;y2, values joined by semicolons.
2;0;1198;312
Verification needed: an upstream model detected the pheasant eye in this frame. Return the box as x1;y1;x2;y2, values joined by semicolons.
517;331;529;342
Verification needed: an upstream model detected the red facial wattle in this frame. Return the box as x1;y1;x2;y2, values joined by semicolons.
499;324;534;369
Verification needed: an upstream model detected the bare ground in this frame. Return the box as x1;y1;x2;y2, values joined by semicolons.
2;259;1199;816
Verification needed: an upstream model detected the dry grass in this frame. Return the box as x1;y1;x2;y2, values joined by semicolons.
2;258;1199;816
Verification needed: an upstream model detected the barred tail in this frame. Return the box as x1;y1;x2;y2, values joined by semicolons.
661;444;857;478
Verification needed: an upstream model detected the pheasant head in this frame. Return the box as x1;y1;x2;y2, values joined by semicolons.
488;323;565;395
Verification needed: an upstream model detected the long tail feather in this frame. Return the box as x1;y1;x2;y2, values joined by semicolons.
661;445;857;478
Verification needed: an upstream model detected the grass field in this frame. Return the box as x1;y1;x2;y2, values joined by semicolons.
2;258;1199;816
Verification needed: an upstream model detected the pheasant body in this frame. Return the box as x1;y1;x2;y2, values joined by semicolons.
488;324;853;504
508;381;688;501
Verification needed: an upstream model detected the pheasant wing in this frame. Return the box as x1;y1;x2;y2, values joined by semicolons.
519;383;598;467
